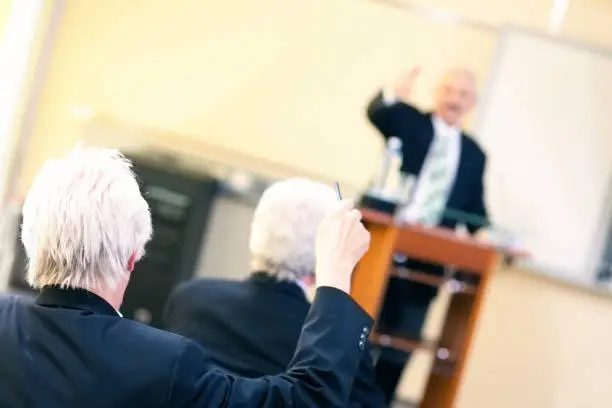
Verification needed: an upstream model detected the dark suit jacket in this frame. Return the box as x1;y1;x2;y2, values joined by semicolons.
367;92;488;232
367;92;490;309
163;273;387;408
0;284;372;408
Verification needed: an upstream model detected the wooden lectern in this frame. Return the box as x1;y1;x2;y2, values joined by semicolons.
351;209;509;408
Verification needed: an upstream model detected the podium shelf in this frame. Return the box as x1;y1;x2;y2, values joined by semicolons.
370;333;458;364
390;268;478;295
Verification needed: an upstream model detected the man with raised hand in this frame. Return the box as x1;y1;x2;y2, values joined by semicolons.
164;178;386;407
0;146;372;408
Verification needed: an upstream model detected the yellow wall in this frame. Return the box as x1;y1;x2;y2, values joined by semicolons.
20;0;497;189
0;1;13;40
20;0;612;186
457;269;612;408
395;267;612;407
18;0;612;407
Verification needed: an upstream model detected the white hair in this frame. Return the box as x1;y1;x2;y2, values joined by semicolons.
21;146;152;292
249;178;338;280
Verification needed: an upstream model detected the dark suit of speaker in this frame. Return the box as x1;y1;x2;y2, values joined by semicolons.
163;272;387;408
0;285;372;407
366;92;489;402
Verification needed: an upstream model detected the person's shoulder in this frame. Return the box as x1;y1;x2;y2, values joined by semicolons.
406;105;430;121
117;316;193;353
113;319;212;385
172;277;243;298
0;294;18;315
461;132;487;159
0;292;33;311
168;277;247;312
0;293;20;304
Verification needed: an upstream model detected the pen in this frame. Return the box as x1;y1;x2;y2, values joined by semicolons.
334;182;342;200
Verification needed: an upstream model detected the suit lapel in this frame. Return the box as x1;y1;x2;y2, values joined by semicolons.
402;113;434;176
401;113;475;227
442;133;471;225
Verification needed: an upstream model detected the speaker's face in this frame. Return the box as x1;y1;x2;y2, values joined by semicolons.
434;71;477;126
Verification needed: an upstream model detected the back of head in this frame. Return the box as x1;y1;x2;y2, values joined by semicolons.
21;146;152;292
249;178;337;281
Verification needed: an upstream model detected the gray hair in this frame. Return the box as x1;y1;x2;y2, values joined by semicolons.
21;146;152;292
249;178;338;281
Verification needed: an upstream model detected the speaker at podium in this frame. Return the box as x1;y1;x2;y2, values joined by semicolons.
353;136;523;407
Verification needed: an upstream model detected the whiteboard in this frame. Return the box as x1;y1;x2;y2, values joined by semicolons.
476;29;612;284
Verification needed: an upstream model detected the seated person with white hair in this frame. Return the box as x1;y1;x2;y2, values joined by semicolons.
0;147;373;408
163;178;386;407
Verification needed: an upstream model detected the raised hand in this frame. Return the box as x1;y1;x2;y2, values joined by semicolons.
315;200;371;294
392;66;421;103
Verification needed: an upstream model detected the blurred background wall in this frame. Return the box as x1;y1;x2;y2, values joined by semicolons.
0;1;13;37
17;0;495;190
4;0;612;407
0;0;59;206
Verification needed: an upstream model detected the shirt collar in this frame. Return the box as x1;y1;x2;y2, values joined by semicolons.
293;279;309;296
248;271;309;299
432;114;460;138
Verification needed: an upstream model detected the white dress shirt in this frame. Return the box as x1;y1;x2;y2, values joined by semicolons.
381;89;461;225
294;279;309;296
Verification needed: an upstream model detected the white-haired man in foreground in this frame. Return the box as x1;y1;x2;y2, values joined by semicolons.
164;178;387;407
0;147;372;408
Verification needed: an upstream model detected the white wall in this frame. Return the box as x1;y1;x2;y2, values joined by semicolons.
478;30;612;283
196;197;254;281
